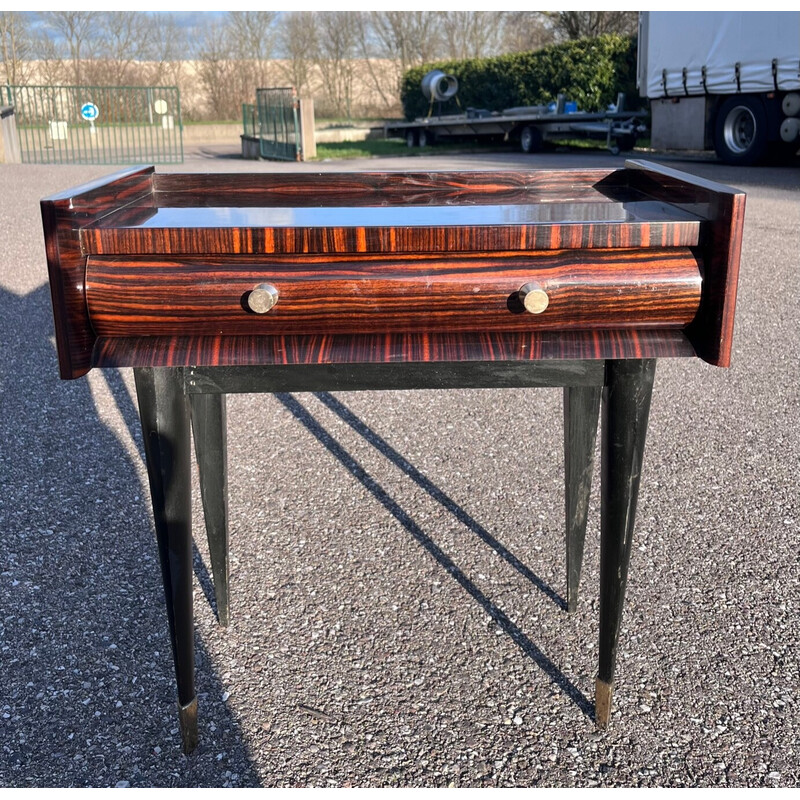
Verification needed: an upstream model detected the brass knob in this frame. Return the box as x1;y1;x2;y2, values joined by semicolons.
247;283;279;314
518;282;549;314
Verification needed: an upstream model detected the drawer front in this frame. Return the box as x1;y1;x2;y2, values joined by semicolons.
86;250;702;337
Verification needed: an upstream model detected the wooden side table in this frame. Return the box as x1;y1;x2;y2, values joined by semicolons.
42;161;745;752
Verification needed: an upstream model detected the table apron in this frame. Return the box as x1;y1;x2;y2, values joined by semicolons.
183;360;605;394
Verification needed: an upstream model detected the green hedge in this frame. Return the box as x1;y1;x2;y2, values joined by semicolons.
401;35;638;120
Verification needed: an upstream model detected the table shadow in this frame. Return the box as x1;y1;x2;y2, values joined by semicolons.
314;391;567;610
275;393;594;721
0;284;260;786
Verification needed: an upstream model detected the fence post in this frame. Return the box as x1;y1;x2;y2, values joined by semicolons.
298;98;316;162
0;106;22;163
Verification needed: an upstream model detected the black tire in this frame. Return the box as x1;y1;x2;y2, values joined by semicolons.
714;96;768;166
615;133;637;152
519;125;542;154
406;129;418;148
418;128;435;147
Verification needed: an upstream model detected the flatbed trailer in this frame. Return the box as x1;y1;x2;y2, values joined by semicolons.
385;99;648;155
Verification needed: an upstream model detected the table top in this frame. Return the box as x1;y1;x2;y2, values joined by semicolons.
78;166;705;255
93;198;699;229
41;161;745;380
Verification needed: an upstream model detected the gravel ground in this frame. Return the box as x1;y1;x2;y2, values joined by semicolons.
0;149;798;787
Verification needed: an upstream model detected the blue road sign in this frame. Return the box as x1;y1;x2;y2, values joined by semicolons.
80;102;99;121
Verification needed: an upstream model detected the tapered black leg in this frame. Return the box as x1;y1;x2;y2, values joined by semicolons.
596;359;656;728
564;385;602;613
189;392;230;627
134;367;197;753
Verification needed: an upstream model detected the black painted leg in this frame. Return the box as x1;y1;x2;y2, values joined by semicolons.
596;359;656;728
564;385;602;613
189;392;230;627
134;367;197;753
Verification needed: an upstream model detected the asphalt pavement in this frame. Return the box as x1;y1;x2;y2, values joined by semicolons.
1;147;798;787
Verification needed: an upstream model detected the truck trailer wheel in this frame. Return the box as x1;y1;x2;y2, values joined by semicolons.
418;128;435;147
406;129;418;148
520;126;542;154
714;96;768;166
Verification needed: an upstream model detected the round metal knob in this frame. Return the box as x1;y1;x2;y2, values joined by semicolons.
518;282;549;314
247;283;279;314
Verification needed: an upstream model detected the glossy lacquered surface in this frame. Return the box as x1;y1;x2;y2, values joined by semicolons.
91;330;698;371
41;161;745;378
86;249;702;336
95;200;702;227
79;167;701;257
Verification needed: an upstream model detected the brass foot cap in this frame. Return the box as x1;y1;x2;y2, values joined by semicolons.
566;595;578;614
595;678;614;729
178;696;199;754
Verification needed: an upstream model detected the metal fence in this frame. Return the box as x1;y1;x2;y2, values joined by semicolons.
252;87;300;161
5;85;183;165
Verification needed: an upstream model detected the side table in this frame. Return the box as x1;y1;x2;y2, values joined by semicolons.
42;161;745;752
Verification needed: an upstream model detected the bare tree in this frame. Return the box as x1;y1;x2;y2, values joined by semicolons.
442;11;506;60
31;26;68;86
546;11;638;41
500;11;556;54
366;11;444;72
40;11;99;84
226;10;277;93
276;11;317;96
193;18;239;120
142;13;189;88
4;10;580;122
22;10;187;91
0;11;34;85
83;12;152;86
352;12;395;111
355;11;444;110
315;11;360;119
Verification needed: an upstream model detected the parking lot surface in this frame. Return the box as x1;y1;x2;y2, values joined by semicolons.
1;149;798;787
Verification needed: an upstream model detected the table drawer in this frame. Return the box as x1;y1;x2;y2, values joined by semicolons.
86;250;702;336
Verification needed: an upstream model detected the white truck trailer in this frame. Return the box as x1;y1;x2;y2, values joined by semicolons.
638;11;800;164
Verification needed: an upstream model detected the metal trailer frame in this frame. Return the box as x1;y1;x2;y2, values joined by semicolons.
385;95;648;155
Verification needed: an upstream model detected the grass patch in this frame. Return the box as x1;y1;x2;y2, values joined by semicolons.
313;137;518;161
316;117;389;129
312;135;648;161
313;139;415;160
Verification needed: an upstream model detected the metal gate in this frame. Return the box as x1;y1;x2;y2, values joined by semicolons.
5;85;183;165
254;87;300;161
